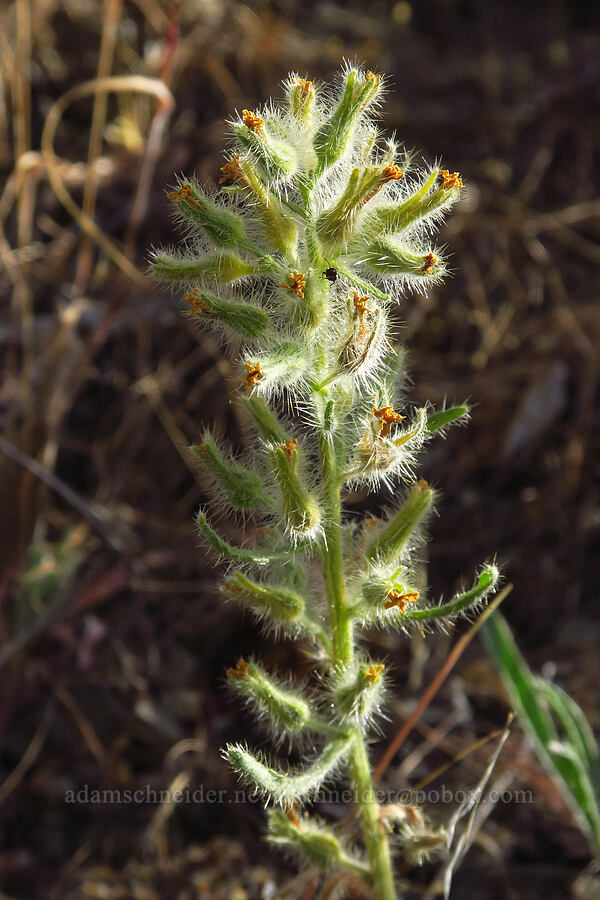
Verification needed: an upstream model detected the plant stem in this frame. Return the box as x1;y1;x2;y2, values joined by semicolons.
319;434;352;662
349;734;397;900
318;426;397;898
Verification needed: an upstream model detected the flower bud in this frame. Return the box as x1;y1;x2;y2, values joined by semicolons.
285;75;317;125
219;155;298;257
317;161;404;251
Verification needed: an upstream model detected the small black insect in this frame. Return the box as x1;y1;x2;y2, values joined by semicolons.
323;267;338;283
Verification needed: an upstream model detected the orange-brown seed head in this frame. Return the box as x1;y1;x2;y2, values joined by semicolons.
277;272;306;299
422;252;437;275
280;438;298;459
226;657;249;679
243;361;263;391
439;169;464;190
167;182;193;202
219;155;246;185
373;405;405;438
384;590;420;612
185;289;207;316
242;109;264;134
365;663;385;681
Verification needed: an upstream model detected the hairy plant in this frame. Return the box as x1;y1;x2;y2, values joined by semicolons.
152;64;499;898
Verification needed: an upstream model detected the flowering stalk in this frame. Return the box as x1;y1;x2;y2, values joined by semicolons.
152;65;498;898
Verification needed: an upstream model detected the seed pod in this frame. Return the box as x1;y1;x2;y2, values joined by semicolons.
235;110;298;180
151;249;257;283
227;658;310;733
368;167;463;236
222;571;305;624
224;735;352;804
358;237;443;280
267;810;366;872
366;480;434;565
167;181;248;249
219;154;298;257
285;75;317;126
316;160;404;251
192;434;268;510
332;660;386;724
314;68;382;173
268;439;322;538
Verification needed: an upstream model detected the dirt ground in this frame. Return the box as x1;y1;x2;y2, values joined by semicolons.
0;0;599;897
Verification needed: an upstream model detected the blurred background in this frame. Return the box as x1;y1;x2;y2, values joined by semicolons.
0;0;599;897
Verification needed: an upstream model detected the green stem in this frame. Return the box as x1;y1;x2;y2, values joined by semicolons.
317;413;397;899
319;434;352;662
305;169;397;896
349;735;397;900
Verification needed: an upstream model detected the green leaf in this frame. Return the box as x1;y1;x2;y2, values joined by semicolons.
167;181;248;249
482;614;556;746
224;735;352;804
151;250;258;283
534;679;600;792
267;809;368;873
403;565;499;622
483;613;600;855
196;510;285;566
366;480;434;565
222;571;305;624
186;290;270;339
227;658;310;733
426;406;469;433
